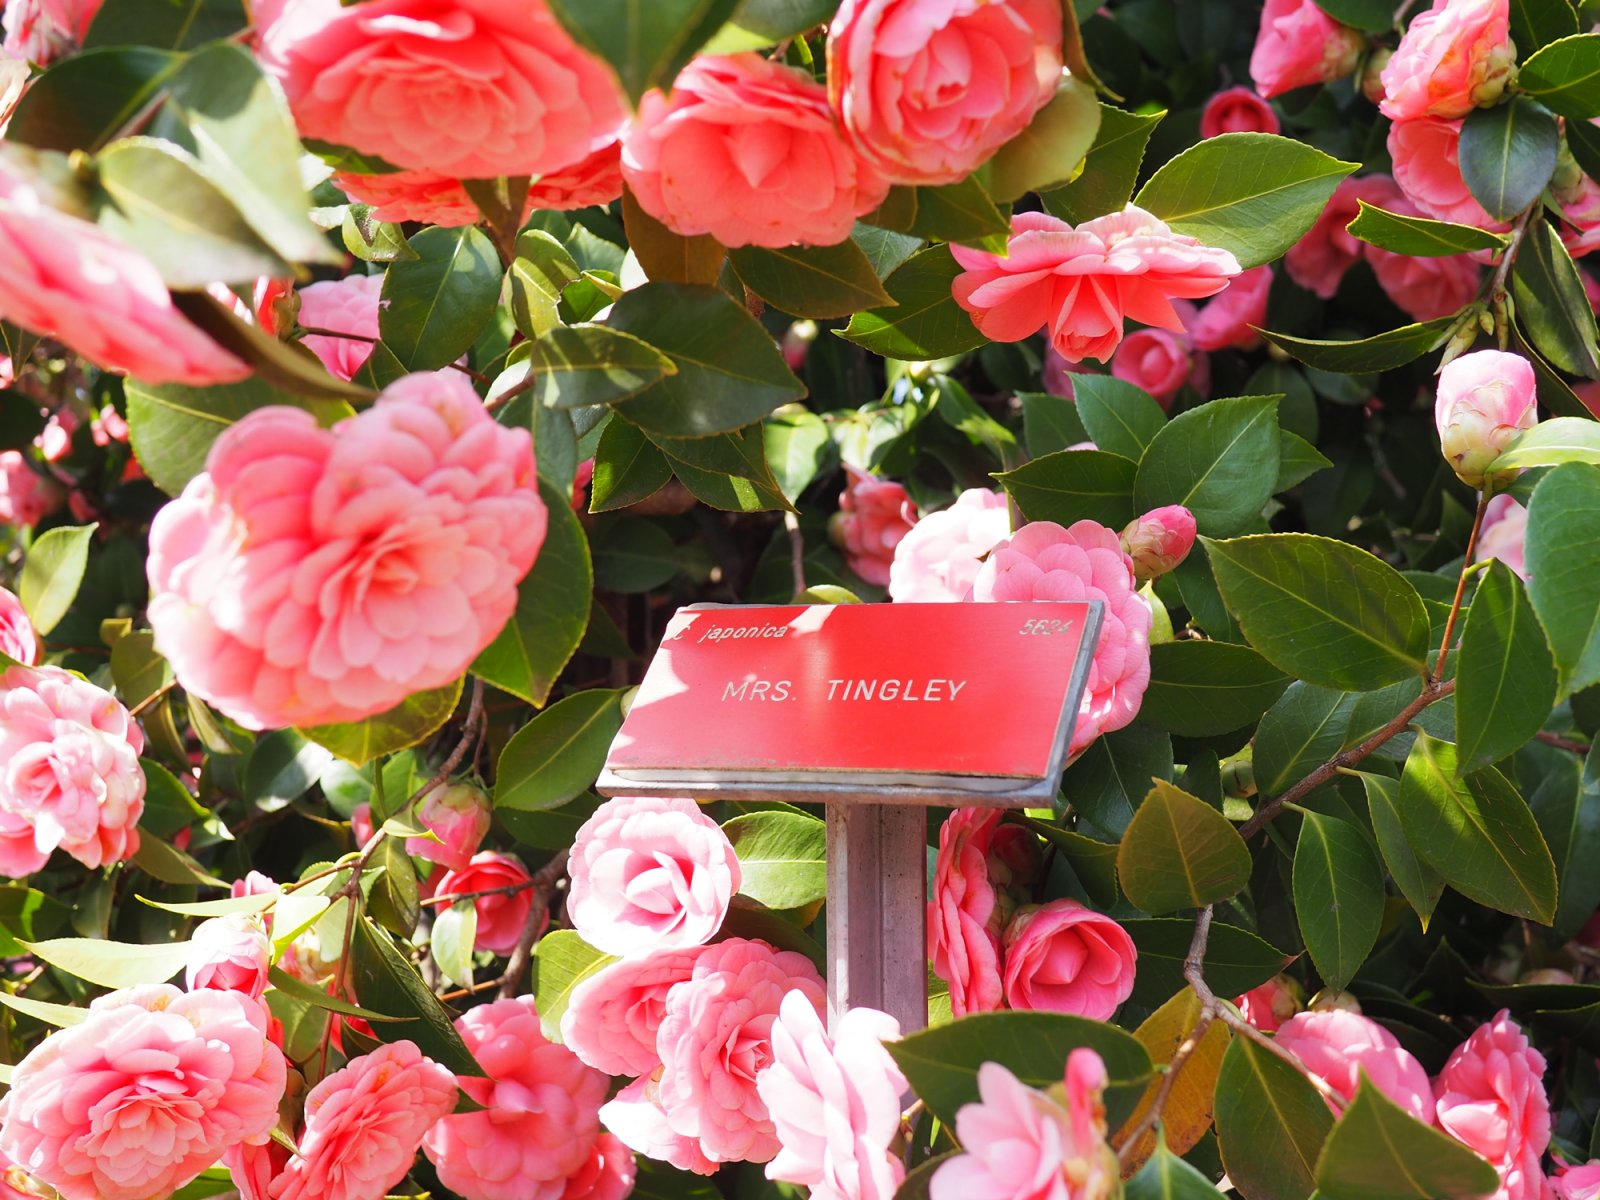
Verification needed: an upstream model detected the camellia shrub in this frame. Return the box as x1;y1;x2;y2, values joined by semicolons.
5;0;1600;1197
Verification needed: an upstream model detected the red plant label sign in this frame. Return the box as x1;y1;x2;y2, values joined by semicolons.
601;601;1102;802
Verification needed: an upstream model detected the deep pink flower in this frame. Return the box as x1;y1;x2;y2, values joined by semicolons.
558;1134;635;1200
432;851;538;955
888;488;1011;604
1110;328;1194;406
600;1077;717;1177
968;520;1152;755
1390;117;1509;230
1234;976;1301;1033
407;781;490;871
568;795;740;957
146;370;546;730
952;208;1240;364
561;945;707;1077
1001;900;1137;1020
1474;493;1528;579
0;587;36;665
186;914;272;1000
1188;265;1272;352
757;990;908;1200
927;809;1012;1019
295;275;381;382
1274;1010;1434;1122
1551;1161;1600;1200
1200;87;1280;138
826;0;1062;186
423;997;609;1200
1434;349;1537;488
1285;174;1404;299
1249;0;1364;97
832;467;918;589
623;54;889;249
1379;0;1514;121
1119;505;1197;583
0;985;286;1200
1435;1010;1551;1200
1556;168;1600;260
0;452;61;529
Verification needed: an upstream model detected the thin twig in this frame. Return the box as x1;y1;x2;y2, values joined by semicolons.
783;511;807;596
127;681;178;719
495;850;569;999
1536;730;1591;755
1434;491;1489;683
421;879;536;908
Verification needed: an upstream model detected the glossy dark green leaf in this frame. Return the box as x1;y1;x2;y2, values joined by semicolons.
1346;200;1507;256
996;448;1138;528
591;521;680;592
1314;1078;1498;1200
1040;104;1163;225
1127;1132;1230;1200
241;730;334;808
1511;219;1600;378
620;189;725;285
984;77;1102;202
1569;109;1600;183
509;230;581;338
1253;683;1357;797
546;0;740;103
1358;770;1445;928
907;175;1010;247
1257;316;1456;374
1214;1035;1334;1200
300;678;463;769
1526;463;1600;696
763;409;831;502
1020;391;1089;458
1519;33;1600;119
82;0;245;49
1528;745;1600;939
380;226;502;371
1459;96;1560;221
495;689;627;813
1123;918;1289;1007
366;837;420;937
527;325;677;410
1455;560;1559;772
1072;375;1167;461
1117;780;1253;913
1277;431;1333;491
728;240;893;319
1064;725;1174;841
349;918;483;1076
837;246;989;360
1139;641;1290;736
1293;810;1384;990
6;47;179;153
704;0;837;48
652;426;794;513
1510;0;1580;52
1311;0;1393;31
588;418;674;512
1134;395;1280;536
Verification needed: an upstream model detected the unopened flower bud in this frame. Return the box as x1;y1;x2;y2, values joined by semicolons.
407;780;491;871
1308;988;1362;1014
185;915;271;1000
1360;49;1392;106
1435;349;1536;489
1120;505;1197;583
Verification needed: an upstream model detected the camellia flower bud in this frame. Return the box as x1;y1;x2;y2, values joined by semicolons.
1434;349;1537;489
406;781;491;872
185;914;272;1001
1120;505;1198;582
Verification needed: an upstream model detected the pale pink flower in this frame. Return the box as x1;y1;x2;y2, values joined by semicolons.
568;795;740;958
1110;328;1194;406
0;157;248;384
826;0;1063;186
561;945;707;1077
1435;1010;1551;1200
929;1052;1116;1200
927;808;1010;1019
1;0;101;62
601;1077;717;1177
1274;1010;1435;1122
0;985;286;1200
0;665;144;876
623;54;889;249
831;467;918;589
1366;202;1483;321
1435;349;1537;488
1379;0;1514;121
1119;505;1197;583
1285;174;1404;299
1556;169;1600;260
1551;1161;1600;1200
295;275;381;382
1001;900;1137;1020
259;0;625;180
0;48;25;130
423;997;609;1200
432;851;538;955
757;990;908;1200
0;587;37;665
655;938;827;1165
407;781;490;871
186;914;272;1000
1188;265;1272;352
1249;0;1364;98
1200;87;1280;138
1390;117;1509;230
1474;493;1528;579
968;520;1152;756
951;208;1240;364
888;488;1011;603
1234;976;1301;1033
559;1134;635;1200
146;371;546;730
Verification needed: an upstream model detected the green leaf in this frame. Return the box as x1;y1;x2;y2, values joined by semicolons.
1397;732;1558;923
591;521;680;592
908;175;1010;247
1123;919;1289;1007
528;325;677;410
996;448;1137;528
620;189;725;286
1292;810;1384;991
1458;97;1561;222
1134;133;1358;269
1134;395;1280;536
1065;726;1175;841
728;241;893;319
349;917;483;1076
1529;746;1600;939
1117;779;1253;913
133;834;228;888
608;284;805;437
764;409;831;503
1126;1132;1227;1200
24;936;191;989
1526;463;1600;695
1511;219;1600;377
266;966;403;1022
495;689;627;813
1357;770;1445;929
1314;1078;1499;1200
82;0;245;49
1256;317;1457;374
984;77;1102;202
1072;375;1167;461
703;0;837;49
1570;108;1600;183
1205;534;1431;689
432;900;478;990
1277;431;1333;491
837;246;989;360
365;837;420;937
242;730;335;808
1040;104;1163;225
1519;32;1600;119
1139;641;1290;737
588;418;674;512
1020;390;1089;458
722;811;826;910
1493;417;1600;472
1455;560;1559;773
6;47;180;153
110;632;173;712
1346;200;1507;256
380;226;502;371
20;523;96;636
299;678;464;769
0;991;88;1027
170;290;374;403
651;426;794;513
509;230;581;339
1214;1035;1335;1200
1510;0;1579;52
1311;0;1394;31
532;928;615;1042
1014;815;1120;907
472;478;592;706
1253;683;1356;797
545;0;740;104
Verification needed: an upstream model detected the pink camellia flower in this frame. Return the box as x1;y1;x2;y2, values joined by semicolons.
1188;265;1272;352
1043;347;1092;399
146;370;546;730
969;520;1153;756
1001;899;1137;1020
0;985;286;1200
37;406;77;463
623;53;889;249
929;1052;1116;1200
0;156;248;385
927;808;1008;1018
1110;328;1194;406
1390;117;1509;230
0;452;62;528
295;274;381;382
431;851;537;955
1235;976;1301;1033
1551;1161;1600;1200
258;0;625;180
186;914;272;1000
271;1041;457;1200
423;997;609;1200
1;0;101;63
561;945;707;1077
832;467;918;589
1200;87;1280;138
1555;169;1600;260
1365;202;1483;320
560;1134;635;1200
654;938;827;1165
888;488;1011;604
1120;505;1197;582
601;1077;718;1177
1249;0;1365;98
1285;174;1404;299
526;140;626;213
1434;348;1537;489
0;665;144;876
1378;0;1514;121
757;990;908;1200
568;795;740;958
0;588;36;665
350;803;375;849
952;208;1241;364
826;0;1062;187
0;1148;56;1200
0;49;25;130
1474;493;1528;579
1273;1010;1435;1122
253;277;296;338
1435;1010;1551;1200
407;781;491;871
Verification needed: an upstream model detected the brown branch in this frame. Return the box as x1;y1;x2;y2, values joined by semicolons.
127;680;179;719
1536;730;1591;755
495;850;569;999
1434;491;1488;683
422;879;536;908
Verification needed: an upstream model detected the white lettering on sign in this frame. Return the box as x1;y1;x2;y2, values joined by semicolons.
697;622;791;644
722;679;794;702
823;679;967;702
